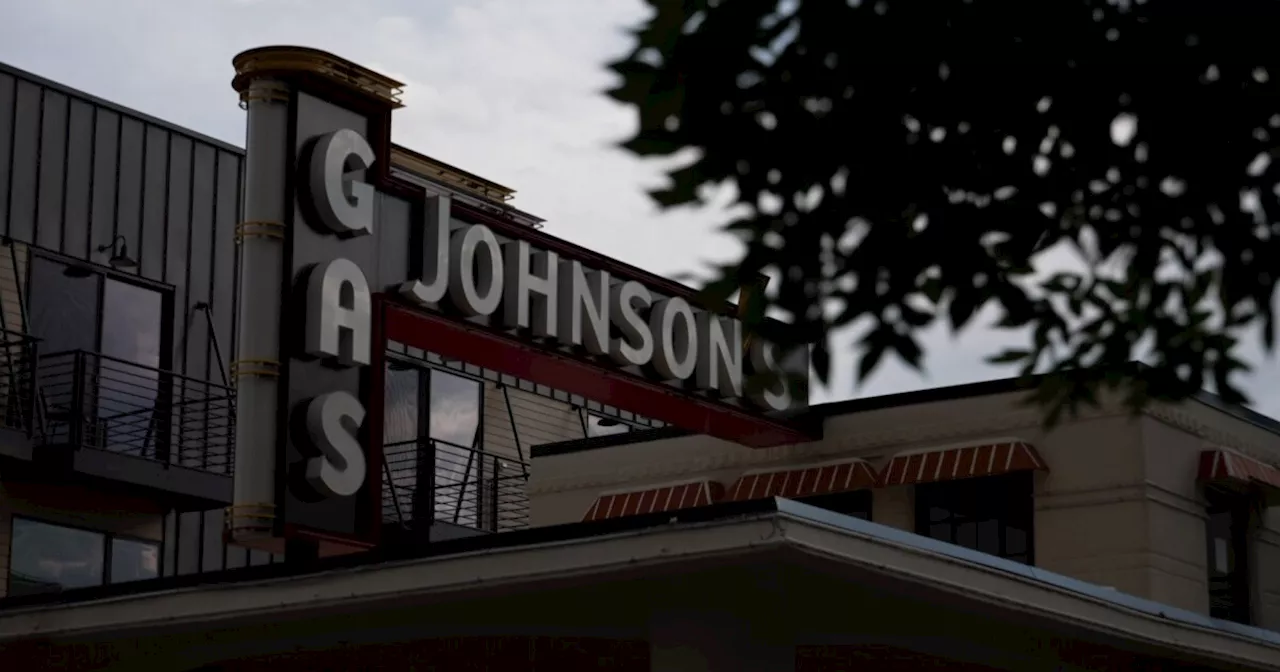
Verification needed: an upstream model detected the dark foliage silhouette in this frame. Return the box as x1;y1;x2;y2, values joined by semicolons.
608;0;1280;421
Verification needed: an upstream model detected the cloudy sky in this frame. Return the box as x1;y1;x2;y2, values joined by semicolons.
6;0;1280;415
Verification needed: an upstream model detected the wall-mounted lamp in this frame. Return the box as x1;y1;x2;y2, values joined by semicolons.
98;235;138;270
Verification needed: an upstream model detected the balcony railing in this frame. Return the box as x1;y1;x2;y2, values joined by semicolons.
35;350;235;477
383;437;530;533
0;329;39;434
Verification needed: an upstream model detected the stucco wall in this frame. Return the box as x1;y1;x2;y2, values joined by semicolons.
530;390;1280;630
1141;413;1280;629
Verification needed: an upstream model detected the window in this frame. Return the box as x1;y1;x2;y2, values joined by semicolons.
914;472;1034;564
381;358;485;529
27;256;169;364
7;517;159;597
26;255;171;455
1205;487;1252;624
795;490;872;521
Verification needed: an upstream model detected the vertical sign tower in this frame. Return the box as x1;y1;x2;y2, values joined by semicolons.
228;47;401;555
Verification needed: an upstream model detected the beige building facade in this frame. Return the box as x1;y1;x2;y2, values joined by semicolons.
530;379;1280;631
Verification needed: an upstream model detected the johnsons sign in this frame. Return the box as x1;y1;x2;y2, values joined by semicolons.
227;48;809;554
300;128;800;500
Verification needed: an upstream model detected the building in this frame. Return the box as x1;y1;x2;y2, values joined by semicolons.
0;46;1276;670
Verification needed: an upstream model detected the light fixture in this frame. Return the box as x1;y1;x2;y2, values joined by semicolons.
98;235;138;270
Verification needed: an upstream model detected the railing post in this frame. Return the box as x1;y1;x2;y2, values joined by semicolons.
26;338;39;439
489;455;500;532
69;351;85;448
412;437;436;529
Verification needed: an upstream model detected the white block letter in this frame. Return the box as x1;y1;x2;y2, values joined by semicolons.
696;313;743;397
303;391;368;498
308;129;375;236
609;281;653;367
648;297;698;381
556;261;610;355
399;194;451;306
447;224;504;316
749;340;793;412
501;240;558;337
304;258;372;367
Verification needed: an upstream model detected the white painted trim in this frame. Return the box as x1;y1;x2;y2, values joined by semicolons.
738;456;874;478
595;477;718;498
884;436;1028;459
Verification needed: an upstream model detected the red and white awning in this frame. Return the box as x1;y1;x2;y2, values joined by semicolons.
582;480;723;522
724;459;878;502
876;439;1047;487
1199;448;1280;491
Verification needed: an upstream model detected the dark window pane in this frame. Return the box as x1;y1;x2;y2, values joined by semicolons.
429;371;482;528
915;472;1035;564
977;518;1000;555
27;257;100;353
429;371;479;448
1205;488;1252;624
109;538;159;584
383;364;420;445
9;518;105;595
100;278;162;368
96;279;163;455
1006;525;1027;556
956;520;977;548
383;363;421;526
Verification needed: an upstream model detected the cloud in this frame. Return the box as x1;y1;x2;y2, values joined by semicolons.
4;0;1280;418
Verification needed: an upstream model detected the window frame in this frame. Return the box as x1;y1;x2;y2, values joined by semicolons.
6;514;163;597
913;471;1036;565
25;249;175;371
1204;485;1254;624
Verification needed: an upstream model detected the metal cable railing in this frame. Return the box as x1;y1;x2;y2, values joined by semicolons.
0;329;39;434
382;437;529;533
36;350;235;476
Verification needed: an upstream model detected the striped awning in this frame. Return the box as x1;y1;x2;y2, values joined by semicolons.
582;480;723;522
725;459;878;502
1199;448;1280;491
876;439;1047;487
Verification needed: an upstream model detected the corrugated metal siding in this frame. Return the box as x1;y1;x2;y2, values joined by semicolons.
0;62;280;582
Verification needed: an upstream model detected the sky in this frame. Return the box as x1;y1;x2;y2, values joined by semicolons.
5;0;1280;417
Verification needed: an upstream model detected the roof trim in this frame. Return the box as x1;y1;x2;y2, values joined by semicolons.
232;45;405;108
0;60;243;155
530;372;1280;457
1;499;1277;668
390;144;516;203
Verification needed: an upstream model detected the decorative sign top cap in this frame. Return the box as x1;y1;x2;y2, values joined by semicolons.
231;46;405;109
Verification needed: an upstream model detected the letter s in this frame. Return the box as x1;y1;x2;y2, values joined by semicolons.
302;391;368;498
